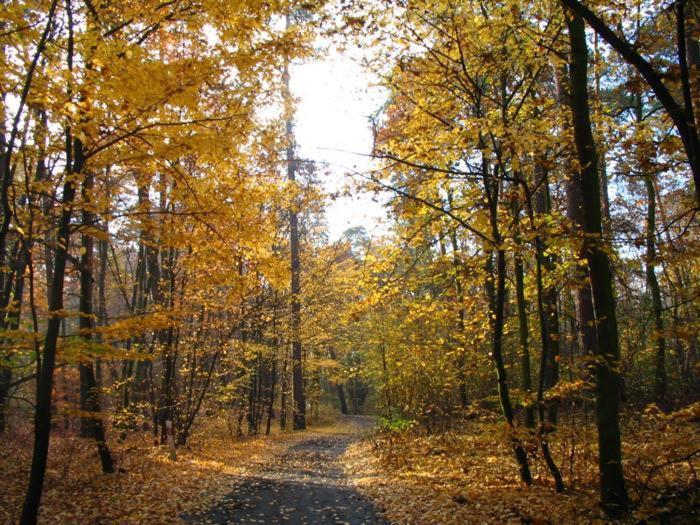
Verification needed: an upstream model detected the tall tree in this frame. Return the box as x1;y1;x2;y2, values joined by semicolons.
284;15;305;431
78;169;115;473
565;11;629;516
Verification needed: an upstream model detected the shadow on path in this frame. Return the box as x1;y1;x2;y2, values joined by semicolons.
184;417;387;525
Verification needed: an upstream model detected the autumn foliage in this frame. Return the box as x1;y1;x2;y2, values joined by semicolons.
1;0;699;524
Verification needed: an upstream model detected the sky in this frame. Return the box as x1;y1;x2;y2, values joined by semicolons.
290;51;389;241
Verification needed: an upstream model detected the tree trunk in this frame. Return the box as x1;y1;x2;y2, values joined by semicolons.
446;210;469;408
19;133;81;525
283;25;305;430
279;344;289;431
630;82;668;405
533;233;565;493
483;161;532;486
0;241;28;432
566;12;628;516
644;176;667;404
0;366;10;432
512;198;534;429
328;347;349;415
533;164;561;424
266;356;276;435
78;171;115;473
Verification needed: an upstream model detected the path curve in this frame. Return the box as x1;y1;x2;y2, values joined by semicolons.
185;416;387;525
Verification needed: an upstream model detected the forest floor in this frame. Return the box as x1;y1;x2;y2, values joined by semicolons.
0;415;386;525
342;406;700;525
1;408;698;524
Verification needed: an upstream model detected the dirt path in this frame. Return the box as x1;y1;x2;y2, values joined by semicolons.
184;416;387;525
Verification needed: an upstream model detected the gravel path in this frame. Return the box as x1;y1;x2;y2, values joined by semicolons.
185;416;387;525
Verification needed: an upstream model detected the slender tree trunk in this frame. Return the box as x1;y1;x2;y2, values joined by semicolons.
512;198;535;429
630;83;669;405
78;171;115;473
446;205;469;408
644;176;667;404
328;347;349;415
20;7;79;518
279;344;289;431
20;139;80;525
283;22;305;430
533;233;565;493
533;164;561;424
0;3;56;437
566;13;628;516
0;241;28;432
265;356;276;435
484;161;532;486
0;251;24;432
79;172;94;438
0;368;10;432
516;168;564;491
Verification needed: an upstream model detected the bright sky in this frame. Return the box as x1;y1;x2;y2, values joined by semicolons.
291;51;388;241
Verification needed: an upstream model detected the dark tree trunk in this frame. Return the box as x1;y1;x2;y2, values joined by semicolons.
328;347;349;415
446;203;469;409
336;383;349;415
483;161;532;486
645;176;667;403
630;84;668;405
512;198;534;429
265;356;276;435
515;167;564;492
279;344;289;431
0;0;56;440
78;171;115;473
0;241;28;432
248;353;260;435
533;233;565;493
284;36;305;430
19;130;81;525
533;164;561;424
0;348;9;430
566;12;628;516
0;368;9;432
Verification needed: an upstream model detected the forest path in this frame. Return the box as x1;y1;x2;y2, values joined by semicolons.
184;415;387;525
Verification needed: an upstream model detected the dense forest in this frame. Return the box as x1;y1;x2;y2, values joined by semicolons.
0;1;698;524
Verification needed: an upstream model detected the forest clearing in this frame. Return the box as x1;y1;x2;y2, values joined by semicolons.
1;0;699;524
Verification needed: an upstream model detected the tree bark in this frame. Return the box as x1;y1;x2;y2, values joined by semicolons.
20;139;80;525
446;201;469;409
512;198;535;429
566;12;628;516
279;343;289;431
78;171;115;473
283;20;305;430
265;355;276;434
483;161;532;486
532;164;561;424
629;81;669;405
645;176;667;404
